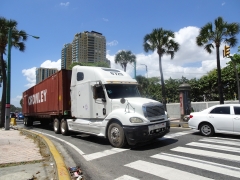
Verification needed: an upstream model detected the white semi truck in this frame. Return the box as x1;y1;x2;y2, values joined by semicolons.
23;66;170;148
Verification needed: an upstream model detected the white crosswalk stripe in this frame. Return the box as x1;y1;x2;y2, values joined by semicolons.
114;175;140;180
120;136;240;180
83;148;128;161
187;142;240;153
151;153;240;178
199;138;240;146
124;160;213;180
171;146;240;162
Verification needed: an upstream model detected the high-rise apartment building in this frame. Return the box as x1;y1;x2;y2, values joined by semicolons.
72;31;106;63
36;67;58;84
61;43;72;70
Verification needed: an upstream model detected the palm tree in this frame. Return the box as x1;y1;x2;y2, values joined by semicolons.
196;17;240;104
143;28;179;110
0;17;27;127
115;50;136;72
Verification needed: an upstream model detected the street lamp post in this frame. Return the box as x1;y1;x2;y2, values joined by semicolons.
140;64;148;78
5;28;39;130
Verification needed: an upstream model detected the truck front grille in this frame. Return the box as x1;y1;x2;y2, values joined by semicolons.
142;102;166;121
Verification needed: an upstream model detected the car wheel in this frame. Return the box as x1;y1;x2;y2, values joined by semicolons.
200;123;214;136
53;118;61;134
108;122;126;148
61;119;69;135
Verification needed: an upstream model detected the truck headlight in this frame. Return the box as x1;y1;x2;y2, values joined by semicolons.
130;117;143;123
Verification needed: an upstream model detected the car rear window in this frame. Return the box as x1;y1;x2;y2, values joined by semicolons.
210;106;230;114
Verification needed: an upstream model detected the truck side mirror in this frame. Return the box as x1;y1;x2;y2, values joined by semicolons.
93;86;97;99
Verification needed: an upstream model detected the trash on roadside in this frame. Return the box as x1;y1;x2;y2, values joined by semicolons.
68;166;83;180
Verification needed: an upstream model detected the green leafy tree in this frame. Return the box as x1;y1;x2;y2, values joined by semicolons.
196;17;240;104
115;50;136;72
229;53;240;102
20;98;23;107
143;28;179;110
0;17;27;127
69;61;110;69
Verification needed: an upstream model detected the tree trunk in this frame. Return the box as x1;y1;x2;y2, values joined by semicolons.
0;53;6;128
216;46;224;104
233;61;240;103
158;54;167;111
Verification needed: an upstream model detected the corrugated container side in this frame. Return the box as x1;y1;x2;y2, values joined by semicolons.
22;70;72;117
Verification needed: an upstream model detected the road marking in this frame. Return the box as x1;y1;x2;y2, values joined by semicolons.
83;148;128;161
151;153;240;178
125;160;213;180
187;142;240;153
114;175;140;180
161;130;193;139
200;138;240;146
171;147;240;162
32;130;85;155
33;130;192;161
210;137;240;142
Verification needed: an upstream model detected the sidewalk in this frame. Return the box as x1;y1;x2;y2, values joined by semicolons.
0;127;71;180
169;118;189;128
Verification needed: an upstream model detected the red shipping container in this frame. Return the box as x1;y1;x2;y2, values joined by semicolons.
22;70;72;118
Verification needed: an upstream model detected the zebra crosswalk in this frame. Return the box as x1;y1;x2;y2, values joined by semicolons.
115;136;240;180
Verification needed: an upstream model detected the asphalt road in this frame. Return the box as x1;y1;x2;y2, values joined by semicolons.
18;120;240;180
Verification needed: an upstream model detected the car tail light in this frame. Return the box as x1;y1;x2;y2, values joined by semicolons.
189;115;193;118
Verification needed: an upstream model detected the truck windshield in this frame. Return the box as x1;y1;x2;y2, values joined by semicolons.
105;84;141;99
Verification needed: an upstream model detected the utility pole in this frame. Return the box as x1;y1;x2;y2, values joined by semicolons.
140;64;148;78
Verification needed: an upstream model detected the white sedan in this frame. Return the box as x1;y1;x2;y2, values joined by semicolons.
188;104;240;136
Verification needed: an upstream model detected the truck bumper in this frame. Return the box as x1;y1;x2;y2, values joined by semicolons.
123;121;170;146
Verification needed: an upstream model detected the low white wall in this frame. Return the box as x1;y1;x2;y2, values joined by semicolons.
166;100;239;119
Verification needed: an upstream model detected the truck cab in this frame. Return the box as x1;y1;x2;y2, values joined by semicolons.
67;66;170;148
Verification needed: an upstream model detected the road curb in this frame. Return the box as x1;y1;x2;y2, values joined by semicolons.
20;129;71;180
170;122;189;128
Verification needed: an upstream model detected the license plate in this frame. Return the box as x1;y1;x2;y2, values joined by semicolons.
148;122;166;132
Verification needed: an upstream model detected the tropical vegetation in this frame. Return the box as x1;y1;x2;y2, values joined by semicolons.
143;28;180;110
69;61;110;69
196;16;240;104
0;17;28;127
114;50;136;72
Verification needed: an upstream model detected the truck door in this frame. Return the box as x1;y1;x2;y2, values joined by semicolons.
71;81;92;132
88;85;107;134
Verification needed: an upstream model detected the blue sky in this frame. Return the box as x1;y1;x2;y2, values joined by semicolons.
1;0;240;107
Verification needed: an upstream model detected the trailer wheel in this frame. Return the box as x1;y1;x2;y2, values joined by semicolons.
53;118;61;134
23;117;27;125
25;117;33;127
61;119;69;135
108;122;126;148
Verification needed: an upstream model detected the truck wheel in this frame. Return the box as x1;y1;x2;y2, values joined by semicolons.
53;118;61;134
61;119;69;135
108;123;126;148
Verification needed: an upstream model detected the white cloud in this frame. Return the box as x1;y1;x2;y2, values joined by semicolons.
22;67;37;88
108;26;230;80
60;2;69;6
222;2;225;6
107;40;118;46
11;95;22;108
22;59;61;88
102;18;109;22
40;59;61;70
